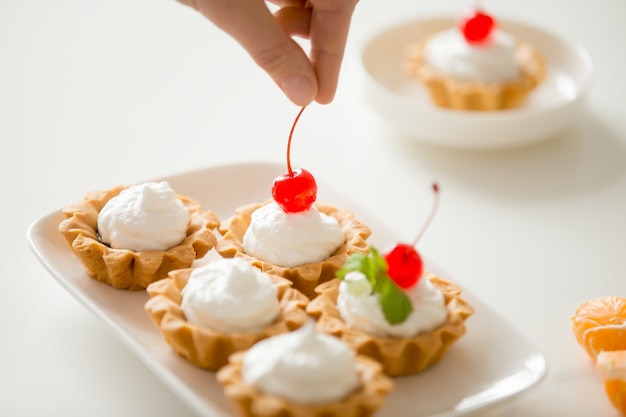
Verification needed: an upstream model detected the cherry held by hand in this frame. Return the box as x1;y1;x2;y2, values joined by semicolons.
272;106;318;213
272;168;317;213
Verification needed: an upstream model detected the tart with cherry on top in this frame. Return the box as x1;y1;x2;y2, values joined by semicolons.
307;184;474;376
216;107;371;299
405;6;546;110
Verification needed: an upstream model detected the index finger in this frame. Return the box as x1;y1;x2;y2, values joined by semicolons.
308;0;359;104
179;0;319;106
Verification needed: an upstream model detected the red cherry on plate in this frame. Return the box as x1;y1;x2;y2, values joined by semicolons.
459;10;495;44
272;106;317;213
272;168;317;213
384;243;423;289
384;183;440;289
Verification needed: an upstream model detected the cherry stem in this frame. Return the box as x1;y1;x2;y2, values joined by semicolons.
286;106;307;176
411;183;440;247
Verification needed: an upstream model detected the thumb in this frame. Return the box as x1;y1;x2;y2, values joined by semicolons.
185;0;318;106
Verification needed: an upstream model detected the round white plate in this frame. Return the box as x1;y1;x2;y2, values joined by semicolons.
360;17;594;149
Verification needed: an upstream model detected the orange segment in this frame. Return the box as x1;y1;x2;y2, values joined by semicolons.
585;326;626;360
604;380;626;417
570;296;626;360
596;351;626;416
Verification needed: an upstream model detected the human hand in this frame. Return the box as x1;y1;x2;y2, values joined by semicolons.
176;0;359;106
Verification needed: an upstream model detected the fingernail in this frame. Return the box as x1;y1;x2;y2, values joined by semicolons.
280;75;314;105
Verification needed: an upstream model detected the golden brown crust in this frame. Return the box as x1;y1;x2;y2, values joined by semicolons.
216;202;371;299
144;268;310;371
217;350;393;417
405;36;546;110
306;275;474;377
58;185;220;290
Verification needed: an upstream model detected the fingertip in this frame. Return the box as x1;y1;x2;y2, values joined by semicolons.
314;90;335;105
280;74;317;106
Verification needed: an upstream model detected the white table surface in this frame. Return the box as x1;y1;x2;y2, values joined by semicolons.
2;0;626;416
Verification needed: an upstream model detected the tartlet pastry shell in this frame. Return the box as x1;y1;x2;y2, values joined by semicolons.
58;185;219;290
217;350;393;417
144;268;309;371
216;202;371;299
307;275;474;377
406;36;547;110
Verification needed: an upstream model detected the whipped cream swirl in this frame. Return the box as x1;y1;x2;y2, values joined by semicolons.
242;202;345;268
242;321;359;404
97;181;189;251
338;271;447;338
181;258;280;334
423;27;519;82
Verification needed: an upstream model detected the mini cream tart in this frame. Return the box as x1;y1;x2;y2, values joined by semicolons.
97;181;188;251
242;106;344;269
242;201;344;268
242;321;360;404
337;183;446;337
180;258;280;334
338;271;447;338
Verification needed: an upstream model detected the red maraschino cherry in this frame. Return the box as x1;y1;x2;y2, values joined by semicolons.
272;106;317;213
459;9;496;45
384;183;440;289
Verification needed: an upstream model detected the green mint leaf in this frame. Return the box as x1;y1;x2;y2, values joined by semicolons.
368;248;388;292
379;276;413;325
337;252;369;280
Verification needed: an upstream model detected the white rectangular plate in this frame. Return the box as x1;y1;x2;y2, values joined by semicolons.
27;162;546;417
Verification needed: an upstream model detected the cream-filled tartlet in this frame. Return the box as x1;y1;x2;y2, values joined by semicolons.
406;9;546;110
217;322;393;417
144;258;309;371
309;184;474;376
218;200;370;299
307;248;473;377
217;107;370;299
59;181;219;290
